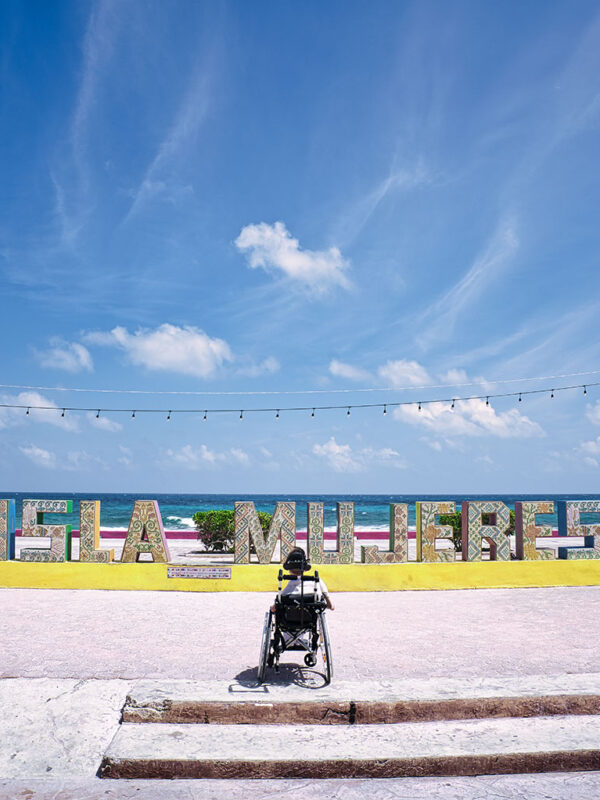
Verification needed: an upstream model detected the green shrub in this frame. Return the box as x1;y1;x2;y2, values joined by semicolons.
438;509;516;552
193;509;273;553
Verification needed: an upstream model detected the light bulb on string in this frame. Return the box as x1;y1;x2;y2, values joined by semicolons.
584;385;588;395
61;409;65;418
550;390;554;399
383;405;387;415
132;411;136;419
347;407;351;416
26;407;30;416
240;410;243;419
167;411;171;421
418;402;421;412
96;410;100;418
518;394;522;402
486;397;489;406
451;399;455;410
275;409;279;419
311;408;315;418
203;410;207;421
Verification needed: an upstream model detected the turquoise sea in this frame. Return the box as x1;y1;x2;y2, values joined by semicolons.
2;493;600;530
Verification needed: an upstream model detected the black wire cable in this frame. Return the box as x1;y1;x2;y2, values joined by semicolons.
2;381;597;418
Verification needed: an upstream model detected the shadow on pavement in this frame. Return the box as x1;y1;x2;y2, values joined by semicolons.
234;664;328;689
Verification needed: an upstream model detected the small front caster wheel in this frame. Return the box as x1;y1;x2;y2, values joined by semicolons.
304;653;317;667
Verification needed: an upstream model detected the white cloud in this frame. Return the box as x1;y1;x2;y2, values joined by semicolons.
378;359;432;387
235;221;350;293
394;398;544;438
0;392;79;432
586;402;600;426
579;436;600;456
20;444;56;469
87;412;122;432
118;445;132;466
166;444;250;469
236;356;280;378
329;360;372;381
440;368;469;384
35;339;93;372
312;437;405;473
85;323;232;377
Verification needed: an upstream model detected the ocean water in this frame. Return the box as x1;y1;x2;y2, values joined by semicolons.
2;493;600;530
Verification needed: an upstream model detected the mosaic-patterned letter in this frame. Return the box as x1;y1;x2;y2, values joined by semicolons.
515;501;555;560
415;501;456;563
79;500;114;563
121;501;170;563
308;501;354;564
556;500;600;560
461;500;510;561
0;499;16;561
234;502;296;564
20;499;73;562
362;504;409;563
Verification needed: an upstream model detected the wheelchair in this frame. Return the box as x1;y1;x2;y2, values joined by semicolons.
258;567;333;685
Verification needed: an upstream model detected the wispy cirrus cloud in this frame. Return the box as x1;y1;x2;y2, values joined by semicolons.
123;65;212;222
417;216;519;349
235;221;351;294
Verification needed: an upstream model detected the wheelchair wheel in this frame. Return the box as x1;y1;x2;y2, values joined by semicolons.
258;610;273;683
318;612;333;684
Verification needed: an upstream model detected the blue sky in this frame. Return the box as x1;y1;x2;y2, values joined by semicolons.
1;0;600;494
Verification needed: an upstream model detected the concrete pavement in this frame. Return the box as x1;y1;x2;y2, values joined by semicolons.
1;585;600;796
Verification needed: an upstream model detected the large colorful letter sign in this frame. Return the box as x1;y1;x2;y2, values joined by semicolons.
462;500;510;561
361;504;409;563
0;499;16;561
415;501;456;563
20;499;73;562
234;502;296;564
557;501;600;559
79;501;114;563
121;501;170;563
515;501;555;560
308;502;354;564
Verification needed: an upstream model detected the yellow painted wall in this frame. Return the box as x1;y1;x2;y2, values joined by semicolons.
1;559;600;592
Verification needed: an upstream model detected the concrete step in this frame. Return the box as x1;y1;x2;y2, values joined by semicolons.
99;715;600;779
122;674;600;725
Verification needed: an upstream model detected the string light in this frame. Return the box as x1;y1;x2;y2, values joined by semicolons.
0;380;596;422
